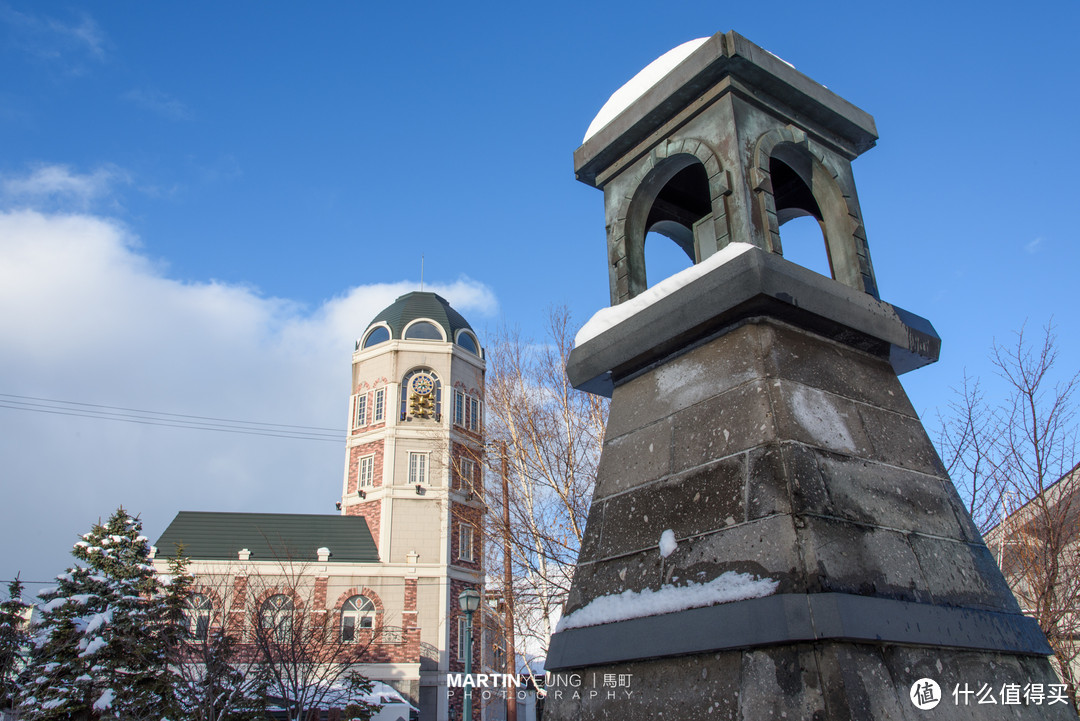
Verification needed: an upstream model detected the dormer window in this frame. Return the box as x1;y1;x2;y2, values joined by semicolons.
362;325;390;348
456;330;480;355
403;321;443;341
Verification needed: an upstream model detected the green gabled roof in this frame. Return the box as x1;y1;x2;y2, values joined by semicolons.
367;291;474;341
154;511;379;563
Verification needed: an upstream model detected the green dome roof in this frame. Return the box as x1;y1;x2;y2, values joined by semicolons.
364;291;475;343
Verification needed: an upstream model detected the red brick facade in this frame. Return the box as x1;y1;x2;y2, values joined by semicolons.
450;502;484;572
449;441;483;492
344;499;382;552
346;439;385;494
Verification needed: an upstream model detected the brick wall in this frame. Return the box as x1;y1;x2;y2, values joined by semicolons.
346;439;385;494
450;501;484;572
345;499;382;552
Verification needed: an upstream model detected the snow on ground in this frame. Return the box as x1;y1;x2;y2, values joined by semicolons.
575;242;755;346
556;571;777;631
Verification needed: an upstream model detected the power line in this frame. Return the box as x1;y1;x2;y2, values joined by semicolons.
0;393;346;443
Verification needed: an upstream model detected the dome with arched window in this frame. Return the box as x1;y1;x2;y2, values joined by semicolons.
357;291;482;357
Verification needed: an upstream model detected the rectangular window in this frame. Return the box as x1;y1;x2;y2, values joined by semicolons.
468;397;482;431
373;388;385;423
358;455;375;487
352;392;368;429
408;452;428;485
457;617;467;661
342;615;355;642
460;458;476;489
459;523;474;562
454;390;465;426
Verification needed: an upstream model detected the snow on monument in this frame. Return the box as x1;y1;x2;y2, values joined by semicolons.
543;30;1075;719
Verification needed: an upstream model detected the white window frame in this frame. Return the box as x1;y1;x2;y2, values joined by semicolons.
468;397;482;431
341;595;376;642
373;388;385;423
454;390;465;426
459;523;474;562
408;451;428;485
352;391;368;429
460;458;476;489
358;454;375;488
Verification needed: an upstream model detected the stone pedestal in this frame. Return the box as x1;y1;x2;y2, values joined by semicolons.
543;249;1073;719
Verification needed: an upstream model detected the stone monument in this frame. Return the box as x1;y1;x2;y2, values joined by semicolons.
543;31;1075;719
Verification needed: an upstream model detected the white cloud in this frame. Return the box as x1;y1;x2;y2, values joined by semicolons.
1;5;106;69
1025;237;1044;254
1;164;129;210
0;209;497;584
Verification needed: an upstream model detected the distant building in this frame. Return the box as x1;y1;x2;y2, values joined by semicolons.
984;464;1080;690
154;291;500;720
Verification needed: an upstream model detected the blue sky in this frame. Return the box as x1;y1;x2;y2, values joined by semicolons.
1;0;1078;585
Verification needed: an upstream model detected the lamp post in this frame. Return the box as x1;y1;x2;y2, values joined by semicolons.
458;588;481;721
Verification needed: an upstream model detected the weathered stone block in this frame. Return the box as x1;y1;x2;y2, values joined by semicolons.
760;320;919;417
593;454;746;558
813;643;909;720
739;645;826;720
606;323;766;439
674;514;805;594
563;546;664;615
746;443;793;519
813;451;966;538
798;516;929;602
858;402;948;476
671;379;775;472
908;534;1023;614
593;419;673;499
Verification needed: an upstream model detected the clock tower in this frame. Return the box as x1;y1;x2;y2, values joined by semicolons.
342;290;486;718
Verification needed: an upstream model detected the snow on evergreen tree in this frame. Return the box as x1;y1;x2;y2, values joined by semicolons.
19;507;177;720
0;576;30;713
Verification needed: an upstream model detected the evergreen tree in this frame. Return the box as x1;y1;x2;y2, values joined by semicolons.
0;576;29;713
19;507;176;720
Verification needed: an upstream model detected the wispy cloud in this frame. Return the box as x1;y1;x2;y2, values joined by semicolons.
0;163;130;210
124;88;193;121
0;4;107;71
1025;237;1044;254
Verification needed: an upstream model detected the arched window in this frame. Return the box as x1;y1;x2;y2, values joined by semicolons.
455;331;480;355
400;368;441;421
341;595;376;641
185;594;212;640
769;154;833;279
362;325;391;348
403;320;443;341
260;594;294;643
627;155;712;294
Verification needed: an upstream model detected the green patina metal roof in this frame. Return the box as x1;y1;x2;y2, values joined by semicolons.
154;511;378;563
367;291;474;341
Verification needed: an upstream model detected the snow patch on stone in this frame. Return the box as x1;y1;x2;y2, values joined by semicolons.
575;242;756;346
556;571;778;631
658;529;677;558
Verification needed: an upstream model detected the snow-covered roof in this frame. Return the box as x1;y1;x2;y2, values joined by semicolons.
582;38;708;143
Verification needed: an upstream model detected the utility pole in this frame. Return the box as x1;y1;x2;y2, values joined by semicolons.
501;441;517;721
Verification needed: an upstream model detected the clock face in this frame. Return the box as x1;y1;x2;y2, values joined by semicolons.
411;374;435;396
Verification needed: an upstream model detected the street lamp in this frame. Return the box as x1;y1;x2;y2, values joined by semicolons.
458;588;481;721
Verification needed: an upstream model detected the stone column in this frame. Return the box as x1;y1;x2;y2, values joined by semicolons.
544;247;1074;719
